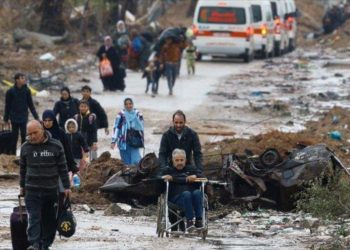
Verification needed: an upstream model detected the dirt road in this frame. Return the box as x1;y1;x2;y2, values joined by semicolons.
2;48;350;249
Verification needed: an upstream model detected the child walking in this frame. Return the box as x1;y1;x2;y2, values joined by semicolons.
143;57;162;96
74;100;98;161
186;40;197;75
65;118;89;172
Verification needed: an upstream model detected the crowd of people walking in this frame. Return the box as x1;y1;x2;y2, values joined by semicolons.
96;21;197;97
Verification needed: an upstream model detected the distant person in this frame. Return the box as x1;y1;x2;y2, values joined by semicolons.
4;73;39;155
53;87;79;128
111;98;144;165
142;60;159;96
159;110;203;171
113;20;130;69
185;40;197;75
74;100;98;160
81;85;109;135
64;118;89;172
128;30;144;70
162;148;204;230
20;120;70;250
96;36;125;91
159;38;186;95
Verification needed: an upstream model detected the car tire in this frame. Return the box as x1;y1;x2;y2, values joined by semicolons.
244;51;253;63
260;45;268;59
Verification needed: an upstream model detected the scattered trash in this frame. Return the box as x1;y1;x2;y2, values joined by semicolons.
80;78;90;83
82;204;95;214
329;131;342;141
39;52;56;61
332;116;339;124
33;90;49;97
73;174;81;188
334;73;344;77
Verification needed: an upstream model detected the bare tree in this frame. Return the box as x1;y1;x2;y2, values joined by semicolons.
39;0;65;36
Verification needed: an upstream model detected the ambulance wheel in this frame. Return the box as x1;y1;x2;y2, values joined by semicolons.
244;50;253;63
274;41;281;57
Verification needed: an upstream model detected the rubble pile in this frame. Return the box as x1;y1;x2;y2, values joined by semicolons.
295;0;324;46
204;106;350;168
71;152;127;205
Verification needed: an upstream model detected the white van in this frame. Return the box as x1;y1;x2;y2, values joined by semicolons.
192;0;255;62
249;0;275;58
270;0;289;56
283;0;297;51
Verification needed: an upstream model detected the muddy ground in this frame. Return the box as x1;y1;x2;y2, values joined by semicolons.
1;45;350;248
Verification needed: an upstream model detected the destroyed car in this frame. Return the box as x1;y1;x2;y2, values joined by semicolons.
222;144;348;210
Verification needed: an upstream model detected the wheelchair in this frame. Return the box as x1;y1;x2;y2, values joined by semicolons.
156;178;209;240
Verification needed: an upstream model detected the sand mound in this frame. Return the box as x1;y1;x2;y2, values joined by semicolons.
71;151;127;205
203;107;350;176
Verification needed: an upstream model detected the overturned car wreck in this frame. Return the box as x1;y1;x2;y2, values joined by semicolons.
222;144;349;210
99;144;349;210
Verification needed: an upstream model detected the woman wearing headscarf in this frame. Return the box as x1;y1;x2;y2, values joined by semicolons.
96;36;125;91
111;98;144;165
42;110;78;217
113;20;130;70
42;110;78;174
53;87;79;128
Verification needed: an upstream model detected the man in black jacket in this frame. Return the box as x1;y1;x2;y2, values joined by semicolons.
81;85;109;135
4;73;39;154
162;148;203;229
20;120;70;250
159;110;203;171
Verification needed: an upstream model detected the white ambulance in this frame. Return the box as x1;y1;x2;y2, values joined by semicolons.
192;0;255;62
249;0;275;58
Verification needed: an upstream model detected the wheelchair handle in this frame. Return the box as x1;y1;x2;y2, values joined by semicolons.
194;178;208;182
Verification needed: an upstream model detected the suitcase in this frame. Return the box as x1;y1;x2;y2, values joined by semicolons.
0;123;12;154
10;195;30;250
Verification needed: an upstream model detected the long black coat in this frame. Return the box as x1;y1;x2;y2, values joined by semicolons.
96;45;125;91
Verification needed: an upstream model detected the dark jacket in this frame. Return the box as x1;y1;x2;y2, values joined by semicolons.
65;118;89;159
53;97;79;128
4;84;39;123
85;97;108;129
42;110;78;174
159;126;203;171
67;132;89;159
19;132;70;196
162;165;202;199
74;112;97;147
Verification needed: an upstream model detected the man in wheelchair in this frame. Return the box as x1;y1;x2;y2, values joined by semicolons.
162;148;204;230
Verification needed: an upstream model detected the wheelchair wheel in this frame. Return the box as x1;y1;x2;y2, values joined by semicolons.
156;194;166;237
202;195;209;240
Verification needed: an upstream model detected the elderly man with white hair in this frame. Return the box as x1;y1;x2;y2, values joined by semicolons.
162;148;204;230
